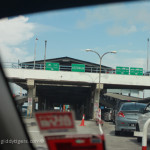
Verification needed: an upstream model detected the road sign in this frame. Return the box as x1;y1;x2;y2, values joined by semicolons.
46;62;59;71
35;111;75;133
72;64;85;72
130;67;143;76
116;66;129;75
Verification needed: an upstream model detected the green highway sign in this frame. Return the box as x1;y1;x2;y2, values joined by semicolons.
116;66;129;75
130;67;143;76
46;62;59;71
71;64;85;72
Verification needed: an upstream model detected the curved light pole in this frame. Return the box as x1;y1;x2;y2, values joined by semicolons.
85;49;117;118
147;38;149;72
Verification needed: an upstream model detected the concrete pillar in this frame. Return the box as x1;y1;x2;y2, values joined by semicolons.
93;89;99;120
27;79;36;117
93;83;103;120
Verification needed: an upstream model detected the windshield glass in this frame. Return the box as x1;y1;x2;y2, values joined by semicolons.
1;1;150;150
121;103;146;111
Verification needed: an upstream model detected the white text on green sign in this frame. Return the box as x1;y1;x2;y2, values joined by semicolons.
72;64;85;72
116;66;129;75
46;62;59;71
130;67;143;76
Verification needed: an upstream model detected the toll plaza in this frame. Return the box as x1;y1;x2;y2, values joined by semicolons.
4;56;150;121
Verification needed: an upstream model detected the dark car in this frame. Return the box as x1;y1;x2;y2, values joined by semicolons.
115;102;147;135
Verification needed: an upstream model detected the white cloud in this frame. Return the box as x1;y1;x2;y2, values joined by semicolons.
0;16;35;62
35;23;68;33
76;2;150;34
124;58;145;69
103;55;146;71
0;16;34;45
119;49;132;53
118;49;145;55
107;25;137;35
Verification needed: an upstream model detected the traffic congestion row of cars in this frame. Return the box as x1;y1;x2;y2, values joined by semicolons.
102;101;150;142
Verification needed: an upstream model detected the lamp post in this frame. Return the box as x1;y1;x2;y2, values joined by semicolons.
34;38;38;69
147;38;149;72
85;49;117;118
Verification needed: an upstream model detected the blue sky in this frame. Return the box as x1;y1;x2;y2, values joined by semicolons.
1;1;150;71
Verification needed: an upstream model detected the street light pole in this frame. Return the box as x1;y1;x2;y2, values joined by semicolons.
44;40;47;70
147;38;149;72
85;49;117;118
34;38;38;69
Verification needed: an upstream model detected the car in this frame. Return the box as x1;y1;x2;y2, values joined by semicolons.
112;100;130;124
135;103;150;142
115;102;147;135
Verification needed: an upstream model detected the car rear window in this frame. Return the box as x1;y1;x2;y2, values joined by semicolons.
121;103;146;111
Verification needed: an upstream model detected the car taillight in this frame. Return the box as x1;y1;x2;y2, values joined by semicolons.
118;111;125;117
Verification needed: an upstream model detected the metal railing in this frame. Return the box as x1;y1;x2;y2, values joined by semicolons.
2;62;116;74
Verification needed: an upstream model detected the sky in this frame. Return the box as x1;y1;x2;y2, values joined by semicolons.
1;1;150;97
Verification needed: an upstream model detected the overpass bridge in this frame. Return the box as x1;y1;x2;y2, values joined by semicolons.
4;67;150;90
3;60;150;120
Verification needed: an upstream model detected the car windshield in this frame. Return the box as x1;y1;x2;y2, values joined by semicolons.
1;0;150;150
121;103;146;111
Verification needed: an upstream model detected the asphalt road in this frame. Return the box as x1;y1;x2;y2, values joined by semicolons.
102;121;150;150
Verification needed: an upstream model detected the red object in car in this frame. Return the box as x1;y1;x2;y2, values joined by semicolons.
45;134;106;150
35;111;75;133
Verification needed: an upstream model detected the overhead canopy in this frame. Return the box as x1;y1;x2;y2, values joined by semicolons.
104;93;150;104
20;56;113;73
22;56;111;69
104;93;143;101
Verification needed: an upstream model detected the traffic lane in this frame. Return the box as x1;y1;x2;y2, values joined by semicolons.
102;121;150;150
75;120;101;134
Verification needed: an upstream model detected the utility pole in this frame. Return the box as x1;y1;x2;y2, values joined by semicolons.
44;40;47;70
147;38;149;72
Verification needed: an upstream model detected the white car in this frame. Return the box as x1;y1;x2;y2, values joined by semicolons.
135;103;150;142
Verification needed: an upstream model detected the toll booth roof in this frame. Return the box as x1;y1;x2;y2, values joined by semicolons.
104;93;143;101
